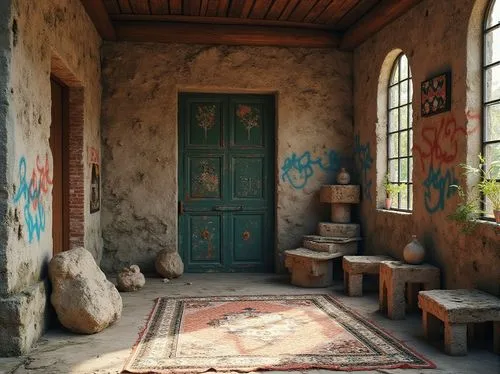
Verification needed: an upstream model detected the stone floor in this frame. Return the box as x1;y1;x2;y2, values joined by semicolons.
0;274;498;374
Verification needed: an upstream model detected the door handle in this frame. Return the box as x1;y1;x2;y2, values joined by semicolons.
213;205;243;211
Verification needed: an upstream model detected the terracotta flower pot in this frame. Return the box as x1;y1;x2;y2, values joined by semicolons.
385;198;392;209
494;210;500;224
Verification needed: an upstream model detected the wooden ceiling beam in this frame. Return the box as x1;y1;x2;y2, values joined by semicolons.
114;21;341;48
81;0;117;40
340;0;423;50
110;14;335;30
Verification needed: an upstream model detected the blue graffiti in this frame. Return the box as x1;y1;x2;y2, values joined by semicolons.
353;134;373;200
423;165;458;213
13;155;52;243
281;150;341;189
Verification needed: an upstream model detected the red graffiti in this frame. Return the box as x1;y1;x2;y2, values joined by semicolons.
29;154;53;210
414;115;467;171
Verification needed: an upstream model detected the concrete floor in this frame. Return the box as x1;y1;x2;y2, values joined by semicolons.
0;274;498;374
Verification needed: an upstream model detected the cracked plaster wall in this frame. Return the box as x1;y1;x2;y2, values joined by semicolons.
101;43;353;273
0;0;102;356
353;0;499;295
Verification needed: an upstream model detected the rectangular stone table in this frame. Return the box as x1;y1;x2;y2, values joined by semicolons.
342;255;393;296
379;261;440;320
418;289;500;355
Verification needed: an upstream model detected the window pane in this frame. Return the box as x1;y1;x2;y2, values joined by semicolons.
390;63;399;85
389;134;398;157
389;85;399;108
400;80;409;105
400;158;408;182
485;64;500;102
400;131;409;157
409;186;413;210
485;0;500;29
400;185;408;210
389;159;398;182
389;108;398;132
485;103;500;141
400;106;408;129
409;157;413;182
485;27;500;65
484;142;500;179
400;55;408;80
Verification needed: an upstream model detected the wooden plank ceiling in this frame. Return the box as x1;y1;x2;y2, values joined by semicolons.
82;0;423;49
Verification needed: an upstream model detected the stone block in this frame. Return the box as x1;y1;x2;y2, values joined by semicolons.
303;239;358;255
342;256;393;297
320;185;360;204
0;281;49;357
331;203;351;223
379;261;440;320
317;222;360;238
284;248;341;287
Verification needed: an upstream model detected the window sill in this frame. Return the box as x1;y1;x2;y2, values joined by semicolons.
376;208;412;216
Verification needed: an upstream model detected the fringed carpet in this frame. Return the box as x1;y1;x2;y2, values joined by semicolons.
123;294;434;373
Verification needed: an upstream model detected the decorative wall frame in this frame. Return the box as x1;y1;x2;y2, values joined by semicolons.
421;72;451;117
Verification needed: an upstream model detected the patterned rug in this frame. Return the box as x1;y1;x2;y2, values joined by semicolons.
123;294;434;373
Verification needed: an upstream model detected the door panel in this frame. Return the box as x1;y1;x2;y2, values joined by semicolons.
179;93;274;272
231;213;264;263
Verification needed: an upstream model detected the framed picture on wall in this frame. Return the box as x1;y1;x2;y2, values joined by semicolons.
421;71;451;117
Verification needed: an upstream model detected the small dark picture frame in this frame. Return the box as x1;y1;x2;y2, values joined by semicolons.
421;72;451;117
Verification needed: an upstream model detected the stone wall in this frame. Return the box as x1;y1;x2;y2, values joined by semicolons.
101;43;353;273
0;0;102;356
353;0;500;295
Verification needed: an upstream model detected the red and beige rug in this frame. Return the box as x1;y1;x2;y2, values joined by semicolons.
123;294;434;373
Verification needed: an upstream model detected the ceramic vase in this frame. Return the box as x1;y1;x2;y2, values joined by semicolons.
336;168;350;185
403;235;425;264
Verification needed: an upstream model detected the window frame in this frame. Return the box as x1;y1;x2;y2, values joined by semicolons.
482;0;500;221
386;53;413;212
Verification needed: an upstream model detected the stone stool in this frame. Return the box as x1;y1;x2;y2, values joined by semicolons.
320;185;360;223
284;248;343;287
418;289;500;356
379;261;440;320
342;255;393;296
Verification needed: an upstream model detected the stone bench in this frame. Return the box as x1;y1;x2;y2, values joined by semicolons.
379;261;440;320
418;289;500;355
342;255;393;296
284;248;343;288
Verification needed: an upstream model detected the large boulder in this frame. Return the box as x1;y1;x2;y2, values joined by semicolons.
48;247;122;334
116;264;145;292
155;250;184;279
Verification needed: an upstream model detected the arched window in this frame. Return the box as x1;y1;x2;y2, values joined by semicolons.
483;0;500;217
387;53;413;211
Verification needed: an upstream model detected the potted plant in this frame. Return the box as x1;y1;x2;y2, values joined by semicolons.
383;174;406;209
449;155;500;229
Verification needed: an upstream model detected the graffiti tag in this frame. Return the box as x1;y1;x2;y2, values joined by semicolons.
13;155;53;242
423;165;458;213
281;150;341;189
353;134;373;200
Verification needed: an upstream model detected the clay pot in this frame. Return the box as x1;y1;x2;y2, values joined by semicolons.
494;210;500;224
385;198;392;209
336;168;350;185
403;235;425;264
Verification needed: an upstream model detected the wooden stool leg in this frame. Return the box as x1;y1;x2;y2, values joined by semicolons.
423;311;441;341
444;323;467;355
494;321;500;354
347;273;363;297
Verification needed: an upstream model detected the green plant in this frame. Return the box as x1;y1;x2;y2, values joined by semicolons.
448;154;500;231
383;174;406;199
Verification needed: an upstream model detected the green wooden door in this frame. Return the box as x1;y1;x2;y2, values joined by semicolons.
179;93;275;272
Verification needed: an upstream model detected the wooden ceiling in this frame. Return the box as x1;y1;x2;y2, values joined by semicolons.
81;0;423;49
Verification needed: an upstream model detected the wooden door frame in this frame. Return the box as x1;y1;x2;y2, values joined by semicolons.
177;91;277;272
50;75;70;253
